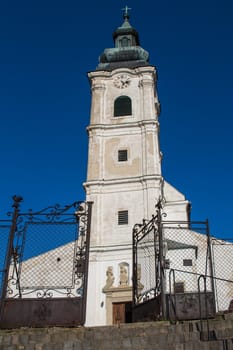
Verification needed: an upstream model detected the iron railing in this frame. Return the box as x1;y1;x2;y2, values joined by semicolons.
0;220;11;319
0;196;92;328
211;238;233;313
132;200;220;322
132;201;166;321
133;199;233;324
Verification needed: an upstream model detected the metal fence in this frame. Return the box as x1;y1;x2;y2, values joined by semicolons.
163;222;216;321
0;221;11;299
10;222;82;298
163;223;213;292
0;197;92;328
134;218;159;303
132;204;165;321
211;238;233;313
132;202;233;322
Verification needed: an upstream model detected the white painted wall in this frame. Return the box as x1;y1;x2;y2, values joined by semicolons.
84;66;190;326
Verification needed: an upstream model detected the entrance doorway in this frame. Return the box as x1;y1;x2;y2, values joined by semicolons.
112;302;132;324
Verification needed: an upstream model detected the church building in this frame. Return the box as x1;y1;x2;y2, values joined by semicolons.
2;8;232;330
84;8;191;327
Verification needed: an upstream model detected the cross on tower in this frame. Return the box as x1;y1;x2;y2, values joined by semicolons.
121;5;132;20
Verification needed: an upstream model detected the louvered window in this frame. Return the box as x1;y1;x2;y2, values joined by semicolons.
118;150;128;162
118;210;128;225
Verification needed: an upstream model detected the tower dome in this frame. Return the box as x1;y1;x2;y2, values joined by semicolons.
97;6;149;71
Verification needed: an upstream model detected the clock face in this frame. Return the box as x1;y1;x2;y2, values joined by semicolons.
114;74;131;89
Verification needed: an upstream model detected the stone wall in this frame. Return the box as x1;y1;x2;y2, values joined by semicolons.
1;315;233;350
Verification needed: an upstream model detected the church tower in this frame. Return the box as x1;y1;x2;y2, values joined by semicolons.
84;8;190;326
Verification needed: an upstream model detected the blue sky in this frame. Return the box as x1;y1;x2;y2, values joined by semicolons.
0;0;232;238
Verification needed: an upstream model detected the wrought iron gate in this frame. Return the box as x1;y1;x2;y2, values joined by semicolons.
132;201;216;322
0;219;11;318
0;196;92;328
132;202;165;322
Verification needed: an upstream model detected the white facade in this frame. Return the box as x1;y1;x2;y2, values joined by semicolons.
84;16;190;326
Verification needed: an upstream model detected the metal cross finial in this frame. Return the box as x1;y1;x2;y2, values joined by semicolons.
122;5;132;20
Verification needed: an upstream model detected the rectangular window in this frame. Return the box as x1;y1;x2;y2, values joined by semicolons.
118;210;128;225
118;150;128;162
183;259;192;267
174;282;185;294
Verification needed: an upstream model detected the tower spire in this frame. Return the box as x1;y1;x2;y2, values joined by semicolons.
121;5;132;21
97;8;149;70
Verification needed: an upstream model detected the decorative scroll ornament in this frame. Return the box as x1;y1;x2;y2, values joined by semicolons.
5;201;91;300
114;74;131;89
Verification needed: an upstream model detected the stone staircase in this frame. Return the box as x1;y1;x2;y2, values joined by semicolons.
1;314;233;350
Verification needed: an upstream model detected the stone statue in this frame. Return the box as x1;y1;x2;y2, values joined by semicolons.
119;265;128;286
104;266;115;289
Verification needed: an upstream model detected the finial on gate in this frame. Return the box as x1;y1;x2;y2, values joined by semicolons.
12;195;23;208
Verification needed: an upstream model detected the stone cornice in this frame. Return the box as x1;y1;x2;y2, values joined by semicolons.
164;200;190;206
87;119;159;133
83;174;163;188
89;243;132;253
102;285;132;294
88;65;156;80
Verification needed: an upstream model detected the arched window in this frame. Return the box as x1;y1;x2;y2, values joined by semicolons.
114;96;132;117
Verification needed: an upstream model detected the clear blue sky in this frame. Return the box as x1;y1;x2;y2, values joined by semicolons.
0;0;232;238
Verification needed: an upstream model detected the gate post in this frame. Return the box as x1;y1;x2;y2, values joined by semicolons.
157;200;166;320
206;220;216;314
81;201;93;325
1;196;22;302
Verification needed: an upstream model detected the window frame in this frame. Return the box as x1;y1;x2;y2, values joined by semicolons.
118;149;128;162
114;96;132;117
118;210;128;225
183;259;193;267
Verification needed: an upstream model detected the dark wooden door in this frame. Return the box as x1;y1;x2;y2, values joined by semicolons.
113;303;125;324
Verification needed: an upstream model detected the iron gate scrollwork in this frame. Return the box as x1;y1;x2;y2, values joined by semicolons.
0;196;92;328
132;201;166;322
132;201;216;323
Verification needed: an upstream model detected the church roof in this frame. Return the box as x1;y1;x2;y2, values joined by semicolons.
167;239;198;251
97;7;149;71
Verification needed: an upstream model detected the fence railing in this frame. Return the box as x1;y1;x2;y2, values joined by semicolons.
133;202;233;322
0;221;11;299
211;238;233;313
0;197;92;328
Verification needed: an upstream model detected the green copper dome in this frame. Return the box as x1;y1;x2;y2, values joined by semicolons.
97;8;149;71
